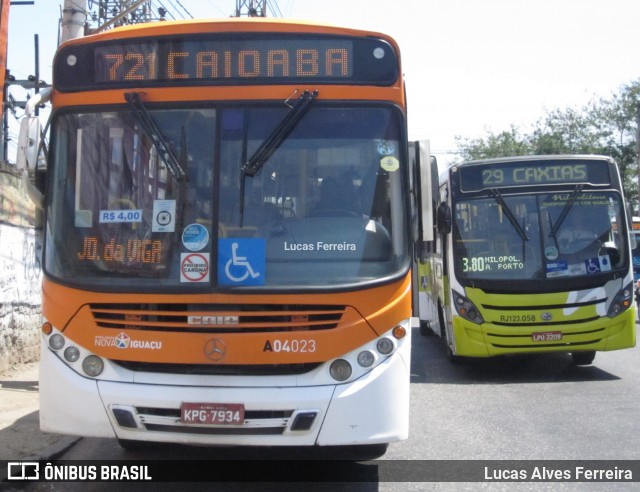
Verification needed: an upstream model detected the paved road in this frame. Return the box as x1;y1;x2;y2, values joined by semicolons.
390;327;640;461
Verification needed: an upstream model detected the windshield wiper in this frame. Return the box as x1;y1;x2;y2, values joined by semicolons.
241;89;318;177
125;92;186;181
548;184;583;238
489;188;528;241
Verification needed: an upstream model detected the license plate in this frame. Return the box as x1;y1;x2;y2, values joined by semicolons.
531;331;563;342
180;402;245;425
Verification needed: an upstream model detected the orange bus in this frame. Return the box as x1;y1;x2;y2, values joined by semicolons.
36;18;428;458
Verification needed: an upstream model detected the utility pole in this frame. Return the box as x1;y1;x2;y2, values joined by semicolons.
636;103;640;214
61;0;87;42
234;0;267;17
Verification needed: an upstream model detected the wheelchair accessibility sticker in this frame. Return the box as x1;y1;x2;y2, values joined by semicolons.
218;238;265;286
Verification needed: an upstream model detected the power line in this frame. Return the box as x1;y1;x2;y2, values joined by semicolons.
233;1;282;18
86;0;189;29
173;0;193;18
268;1;283;18
86;1;282;29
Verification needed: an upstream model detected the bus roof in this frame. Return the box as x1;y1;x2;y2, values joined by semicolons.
60;17;400;50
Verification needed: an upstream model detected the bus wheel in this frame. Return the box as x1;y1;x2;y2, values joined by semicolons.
419;321;433;336
571;351;596;365
446;344;465;365
321;443;389;460
117;438;154;451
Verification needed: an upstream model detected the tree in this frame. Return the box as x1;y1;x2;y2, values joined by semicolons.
455;125;533;161
454;79;640;208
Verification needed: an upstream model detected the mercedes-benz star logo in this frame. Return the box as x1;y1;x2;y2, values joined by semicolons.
204;338;227;361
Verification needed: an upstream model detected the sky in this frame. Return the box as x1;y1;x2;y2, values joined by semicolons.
6;0;640;165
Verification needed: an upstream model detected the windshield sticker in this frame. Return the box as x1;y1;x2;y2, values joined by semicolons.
180;252;210;283
99;209;143;224
376;140;396;155
547;256;612;278
567;262;588;276
544;246;559;260
546;261;569;278
581;255;612;274
75;210;92;228
542;193;610;207
380;156;399;172
152;199;176;232
182;223;209;251
598;255;612;271
218;238;265;286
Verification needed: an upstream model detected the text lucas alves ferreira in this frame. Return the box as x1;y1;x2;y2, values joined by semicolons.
485;465;634;481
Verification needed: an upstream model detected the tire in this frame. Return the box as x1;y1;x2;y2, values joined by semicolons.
117;438;155;451
419;321;433;336
446;344;465;365
324;443;389;461
571;351;596;365
439;304;464;364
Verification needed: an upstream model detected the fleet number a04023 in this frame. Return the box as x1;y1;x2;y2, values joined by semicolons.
263;339;317;353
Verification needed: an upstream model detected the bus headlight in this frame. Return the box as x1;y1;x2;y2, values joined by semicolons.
357;350;376;367
376;337;395;355
82;355;104;377
607;282;633;318
329;359;352;381
453;290;484;324
326;324;409;382
49;334;65;350
63;346;80;363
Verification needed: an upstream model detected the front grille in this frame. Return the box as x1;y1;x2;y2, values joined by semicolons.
491;316;601;327
143;425;284;435
487;327;605;349
90;302;342;376
131;406;294;436
89;303;345;333
113;360;321;376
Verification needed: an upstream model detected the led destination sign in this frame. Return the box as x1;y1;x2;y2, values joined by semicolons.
54;34;398;91
96;40;351;81
77;236;165;265
458;160;611;192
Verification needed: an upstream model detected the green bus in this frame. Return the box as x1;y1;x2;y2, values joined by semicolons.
417;155;636;364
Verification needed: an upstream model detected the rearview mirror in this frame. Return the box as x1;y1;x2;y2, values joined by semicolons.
437;202;451;234
16;117;41;170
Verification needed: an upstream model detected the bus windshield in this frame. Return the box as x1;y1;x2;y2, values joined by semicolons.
45;104;408;290
452;190;627;285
